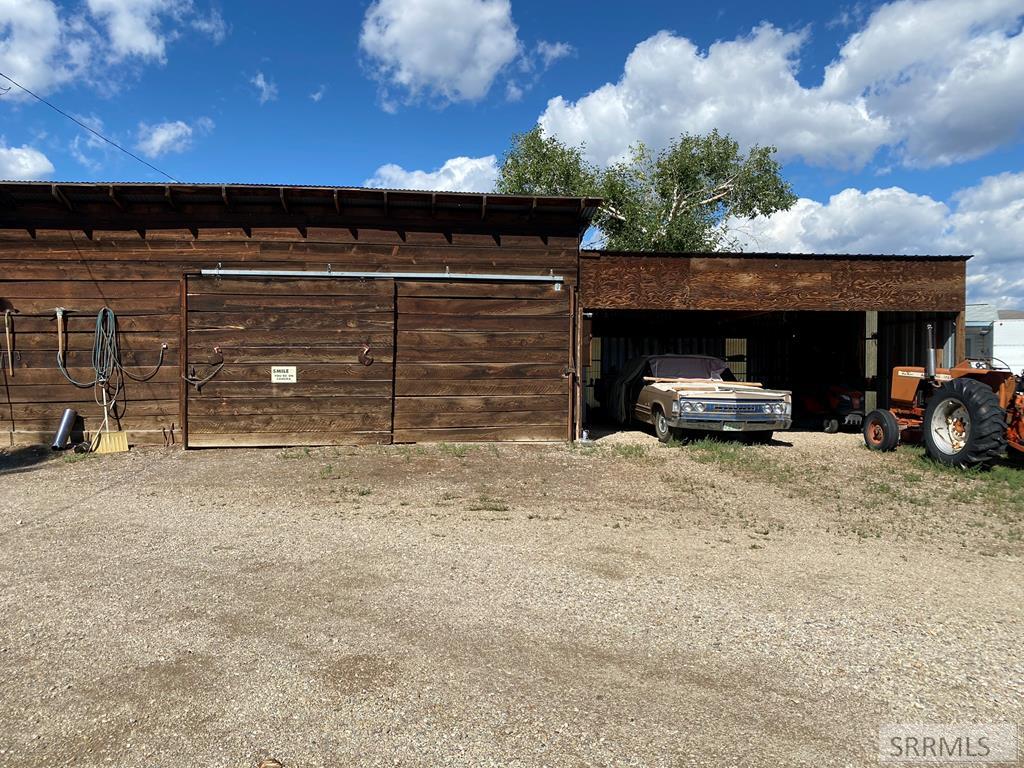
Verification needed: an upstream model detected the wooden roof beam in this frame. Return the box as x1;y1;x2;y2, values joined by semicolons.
279;187;288;213
481;194;487;220
333;189;341;214
108;185;124;211
51;184;72;211
164;185;177;210
221;185;230;208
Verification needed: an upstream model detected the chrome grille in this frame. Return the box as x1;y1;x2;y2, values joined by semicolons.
703;401;774;414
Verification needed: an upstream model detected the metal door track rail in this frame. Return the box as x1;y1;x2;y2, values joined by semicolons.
198;268;564;283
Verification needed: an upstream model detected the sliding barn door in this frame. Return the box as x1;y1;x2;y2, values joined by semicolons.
184;276;395;447
393;280;571;442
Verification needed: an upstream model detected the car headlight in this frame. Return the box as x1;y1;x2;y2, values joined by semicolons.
762;403;773;414
775;402;787;414
694;402;705;412
681;401;693;413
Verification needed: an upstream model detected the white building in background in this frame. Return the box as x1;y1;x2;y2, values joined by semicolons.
995;312;1024;376
966;303;1024;374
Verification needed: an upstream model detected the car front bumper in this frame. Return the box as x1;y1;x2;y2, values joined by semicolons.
668;414;791;432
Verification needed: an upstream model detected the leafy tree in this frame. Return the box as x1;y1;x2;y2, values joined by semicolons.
494;126;797;252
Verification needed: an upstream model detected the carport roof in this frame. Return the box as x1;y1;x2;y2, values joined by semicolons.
582;249;971;261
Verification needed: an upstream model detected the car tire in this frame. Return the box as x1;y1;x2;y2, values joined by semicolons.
823;417;840;434
862;409;900;452
653;407;673;443
922;378;1006;468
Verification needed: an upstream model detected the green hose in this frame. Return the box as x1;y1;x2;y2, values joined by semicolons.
56;307;165;389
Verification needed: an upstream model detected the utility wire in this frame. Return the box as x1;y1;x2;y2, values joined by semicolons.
0;69;180;183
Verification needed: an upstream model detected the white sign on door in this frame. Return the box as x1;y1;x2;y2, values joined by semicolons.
270;365;297;383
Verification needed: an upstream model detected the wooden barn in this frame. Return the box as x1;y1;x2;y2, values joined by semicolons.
0;182;967;448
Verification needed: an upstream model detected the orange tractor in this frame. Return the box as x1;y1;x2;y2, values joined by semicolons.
863;325;1024;468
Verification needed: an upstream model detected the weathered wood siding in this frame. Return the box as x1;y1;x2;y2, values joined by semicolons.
580;252;967;312
184;276;396;447
0;228;578;447
393;281;571;443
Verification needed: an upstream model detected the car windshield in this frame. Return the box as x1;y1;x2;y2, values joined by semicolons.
648;356;736;382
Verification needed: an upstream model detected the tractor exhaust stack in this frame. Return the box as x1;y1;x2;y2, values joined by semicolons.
925;323;936;379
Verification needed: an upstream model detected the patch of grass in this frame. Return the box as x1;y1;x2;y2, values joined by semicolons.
468;495;509;512
280;447;311;460
685;437;746;465
610;443;650;461
438;443;471;459
356;487;372;497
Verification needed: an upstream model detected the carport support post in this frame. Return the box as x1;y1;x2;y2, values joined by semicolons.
955;310;966;363
865;311;879;413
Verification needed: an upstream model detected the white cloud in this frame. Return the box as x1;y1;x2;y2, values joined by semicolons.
821;0;1024;166
135;116;213;157
0;0;94;94
250;71;277;104
359;0;520;105
538;0;1024;170
539;25;892;169
0;0;226;97
86;0;187;62
535;40;573;68
0;139;55;179
309;84;326;102
69;113;108;170
733;173;1024;307
191;7;227;43
364;154;498;192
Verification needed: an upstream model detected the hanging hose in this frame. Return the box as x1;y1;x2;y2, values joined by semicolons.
54;307;167;449
56;307;166;388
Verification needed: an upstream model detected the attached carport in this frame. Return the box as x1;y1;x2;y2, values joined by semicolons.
576;251;968;432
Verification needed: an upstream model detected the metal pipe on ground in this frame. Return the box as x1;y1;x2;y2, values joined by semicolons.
51;408;78;450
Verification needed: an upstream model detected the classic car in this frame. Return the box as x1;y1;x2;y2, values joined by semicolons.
607;354;792;443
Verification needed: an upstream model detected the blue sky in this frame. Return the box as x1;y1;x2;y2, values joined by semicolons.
1;0;1023;305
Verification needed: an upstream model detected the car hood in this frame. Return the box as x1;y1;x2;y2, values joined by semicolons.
647;382;792;400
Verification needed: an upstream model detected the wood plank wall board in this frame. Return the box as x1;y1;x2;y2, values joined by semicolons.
1;226;578;446
392;280;571;442
184;275;397;448
579;254;967;312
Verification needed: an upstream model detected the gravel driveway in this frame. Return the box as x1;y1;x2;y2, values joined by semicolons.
1;432;1021;767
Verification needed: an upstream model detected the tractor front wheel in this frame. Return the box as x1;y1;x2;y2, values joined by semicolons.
922;378;1006;469
863;409;900;452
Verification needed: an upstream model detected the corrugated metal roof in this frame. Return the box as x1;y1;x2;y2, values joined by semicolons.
966;303;999;324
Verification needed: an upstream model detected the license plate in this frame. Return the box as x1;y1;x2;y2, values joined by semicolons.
723;422;743;431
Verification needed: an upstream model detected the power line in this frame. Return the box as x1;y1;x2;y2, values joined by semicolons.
0;69;180;183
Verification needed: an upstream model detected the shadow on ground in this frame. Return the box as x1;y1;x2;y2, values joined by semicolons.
0;446;54;476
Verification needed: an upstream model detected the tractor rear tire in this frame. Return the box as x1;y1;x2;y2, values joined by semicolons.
863;409;900;452
922;378;1007;469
